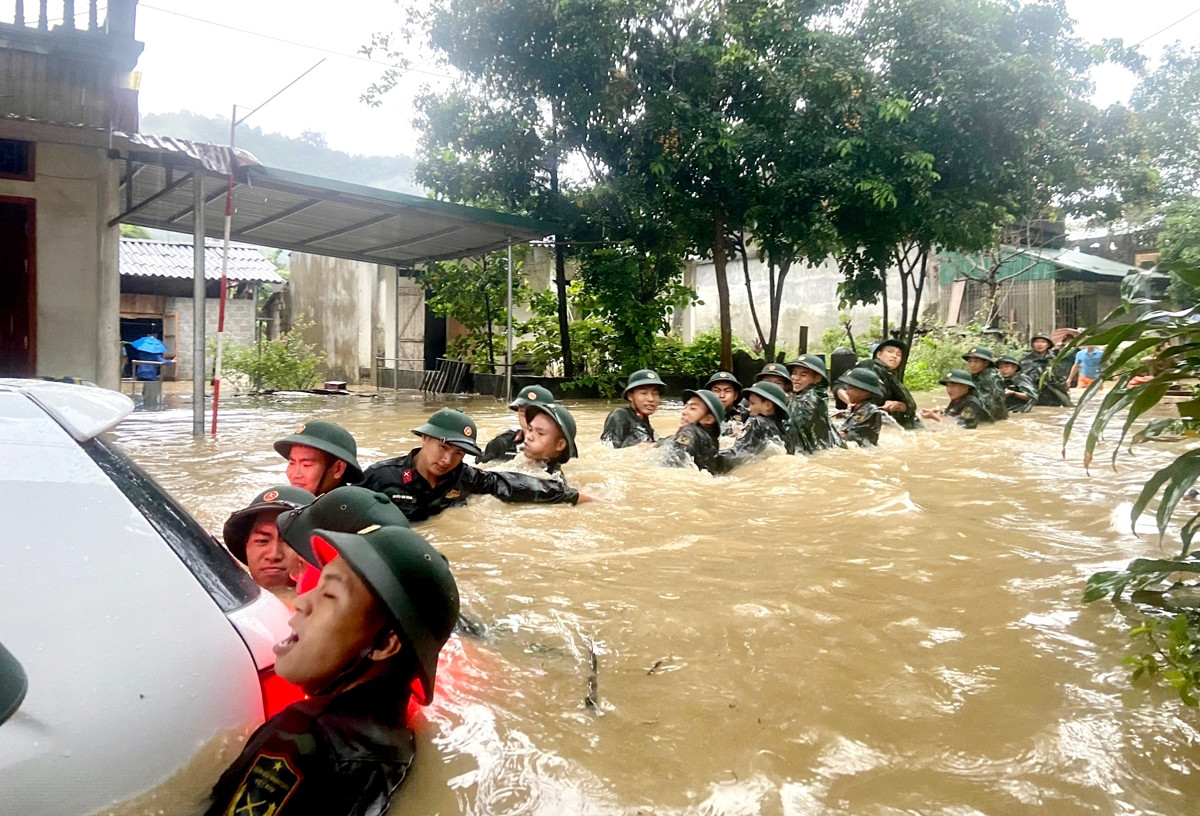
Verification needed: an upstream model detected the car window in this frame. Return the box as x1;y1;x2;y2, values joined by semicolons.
84;436;260;613
0;641;27;727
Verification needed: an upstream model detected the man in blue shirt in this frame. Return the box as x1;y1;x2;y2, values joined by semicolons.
1070;345;1103;388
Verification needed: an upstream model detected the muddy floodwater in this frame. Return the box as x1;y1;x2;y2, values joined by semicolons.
109;392;1200;815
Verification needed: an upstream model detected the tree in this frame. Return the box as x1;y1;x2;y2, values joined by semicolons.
830;0;1128;362
1130;44;1200;203
1158;197;1200;308
373;0;646;379
421;250;526;372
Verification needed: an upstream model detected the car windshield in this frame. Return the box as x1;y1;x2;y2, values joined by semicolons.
85;436;259;613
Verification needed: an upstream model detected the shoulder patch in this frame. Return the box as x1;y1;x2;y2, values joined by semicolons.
961;406;976;419
402;469;414;485
853;409;869;422
675;431;695;446
224;752;301;816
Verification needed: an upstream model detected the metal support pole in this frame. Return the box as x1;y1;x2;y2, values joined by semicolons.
506;240;514;404
191;171;206;437
394;266;401;392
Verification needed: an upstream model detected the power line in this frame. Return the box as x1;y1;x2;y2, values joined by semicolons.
1133;4;1200;47
137;3;454;80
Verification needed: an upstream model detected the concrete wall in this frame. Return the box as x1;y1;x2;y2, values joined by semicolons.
166;297;255;381
685;252;913;355
290;254;417;385
0;140;121;388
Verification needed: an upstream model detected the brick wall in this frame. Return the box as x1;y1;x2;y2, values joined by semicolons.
166;297;256;381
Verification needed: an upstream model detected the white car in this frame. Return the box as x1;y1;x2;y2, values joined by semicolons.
0;379;294;815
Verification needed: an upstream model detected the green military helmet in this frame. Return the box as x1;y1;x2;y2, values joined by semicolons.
308;525;459;706
962;346;996;366
939;369;977;389
754;362;791;383
997;355;1021;368
703;370;742;393
622;369;664;397
223;485;316;564
743;381;790;415
508;384;555;412
836;367;885;398
786;354;829;384
1031;332;1054;345
278;485;411;566
681;388;726;423
524;402;579;462
273;420;363;483
412;408;482;457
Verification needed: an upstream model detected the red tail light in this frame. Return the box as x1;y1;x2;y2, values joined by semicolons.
258;666;307;718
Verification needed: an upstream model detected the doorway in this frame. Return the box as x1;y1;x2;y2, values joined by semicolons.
0;197;35;377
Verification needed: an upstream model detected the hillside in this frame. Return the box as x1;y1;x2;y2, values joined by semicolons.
139;111;422;195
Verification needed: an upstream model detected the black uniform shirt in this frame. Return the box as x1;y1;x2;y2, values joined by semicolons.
360;447;578;523
658;422;720;472
205;679;414;816
477;428;523;464
600;405;656;448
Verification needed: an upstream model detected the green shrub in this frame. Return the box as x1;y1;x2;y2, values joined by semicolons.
903;323;1026;392
213;318;325;392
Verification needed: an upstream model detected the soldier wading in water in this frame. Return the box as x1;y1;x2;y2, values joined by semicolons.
205;524;459;816
601;369;662;447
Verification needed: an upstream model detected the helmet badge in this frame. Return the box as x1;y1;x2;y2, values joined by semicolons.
527;391;538;400
463;426;473;437
263;490;279;502
296;424;306;434
647;372;656;378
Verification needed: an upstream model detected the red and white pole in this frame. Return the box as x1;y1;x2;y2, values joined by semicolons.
211;106;236;435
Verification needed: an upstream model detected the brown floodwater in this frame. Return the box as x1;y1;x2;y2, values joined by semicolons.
107;391;1200;815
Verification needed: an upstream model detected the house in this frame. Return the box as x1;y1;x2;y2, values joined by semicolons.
0;0;141;386
119;238;284;381
938;246;1153;334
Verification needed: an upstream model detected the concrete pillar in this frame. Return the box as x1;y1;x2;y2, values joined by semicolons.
95;148;120;390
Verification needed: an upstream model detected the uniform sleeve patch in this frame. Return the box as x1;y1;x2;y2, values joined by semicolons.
853;409;868;422
224;753;301;816
962;406;976;419
676;431;694;446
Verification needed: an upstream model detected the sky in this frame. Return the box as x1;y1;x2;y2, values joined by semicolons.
115;0;1200;159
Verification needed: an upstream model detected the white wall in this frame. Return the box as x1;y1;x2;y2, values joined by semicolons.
686;252;916;354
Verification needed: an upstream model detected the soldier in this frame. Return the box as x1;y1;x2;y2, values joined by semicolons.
920;369;990;429
360;408;589;522
712;381;795;473
601;369;663;448
834;368;887;447
1020;333;1071;407
658;389;724;472
274;421;364;496
997;355;1038;414
754;362;793;394
786;355;844;454
703;370;746;430
477;385;556;464
962;347;1009;421
222;485;316;604
520;402;578;476
204;524;458;816
856;339;921;429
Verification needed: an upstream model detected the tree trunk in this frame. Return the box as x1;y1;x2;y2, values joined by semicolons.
766;258;791;363
898;247;909;346
880;267;889;342
713;213;732;369
482;257;496;373
739;229;766;352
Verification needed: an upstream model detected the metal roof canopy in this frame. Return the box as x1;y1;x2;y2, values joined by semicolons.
107;139;552;267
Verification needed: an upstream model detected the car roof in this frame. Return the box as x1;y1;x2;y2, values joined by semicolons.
0;379;133;441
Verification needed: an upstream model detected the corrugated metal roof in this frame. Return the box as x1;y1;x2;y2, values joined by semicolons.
1020;246;1142;280
119;238;285;284
109;135;553;266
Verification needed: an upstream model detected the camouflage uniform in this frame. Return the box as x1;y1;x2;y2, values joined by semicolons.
658;389;724;472
963;347;1008;421
711;382;795;473
1019;335;1072;407
601;369;662;447
939;370;991;429
785;355;844;454
834;368;887;446
998;355;1038;414
857;340;921;430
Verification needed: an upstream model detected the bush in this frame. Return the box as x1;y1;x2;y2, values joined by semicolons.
214;319;325;392
903;323;1027;392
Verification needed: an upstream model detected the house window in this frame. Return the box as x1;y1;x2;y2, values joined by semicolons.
0;140;34;181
